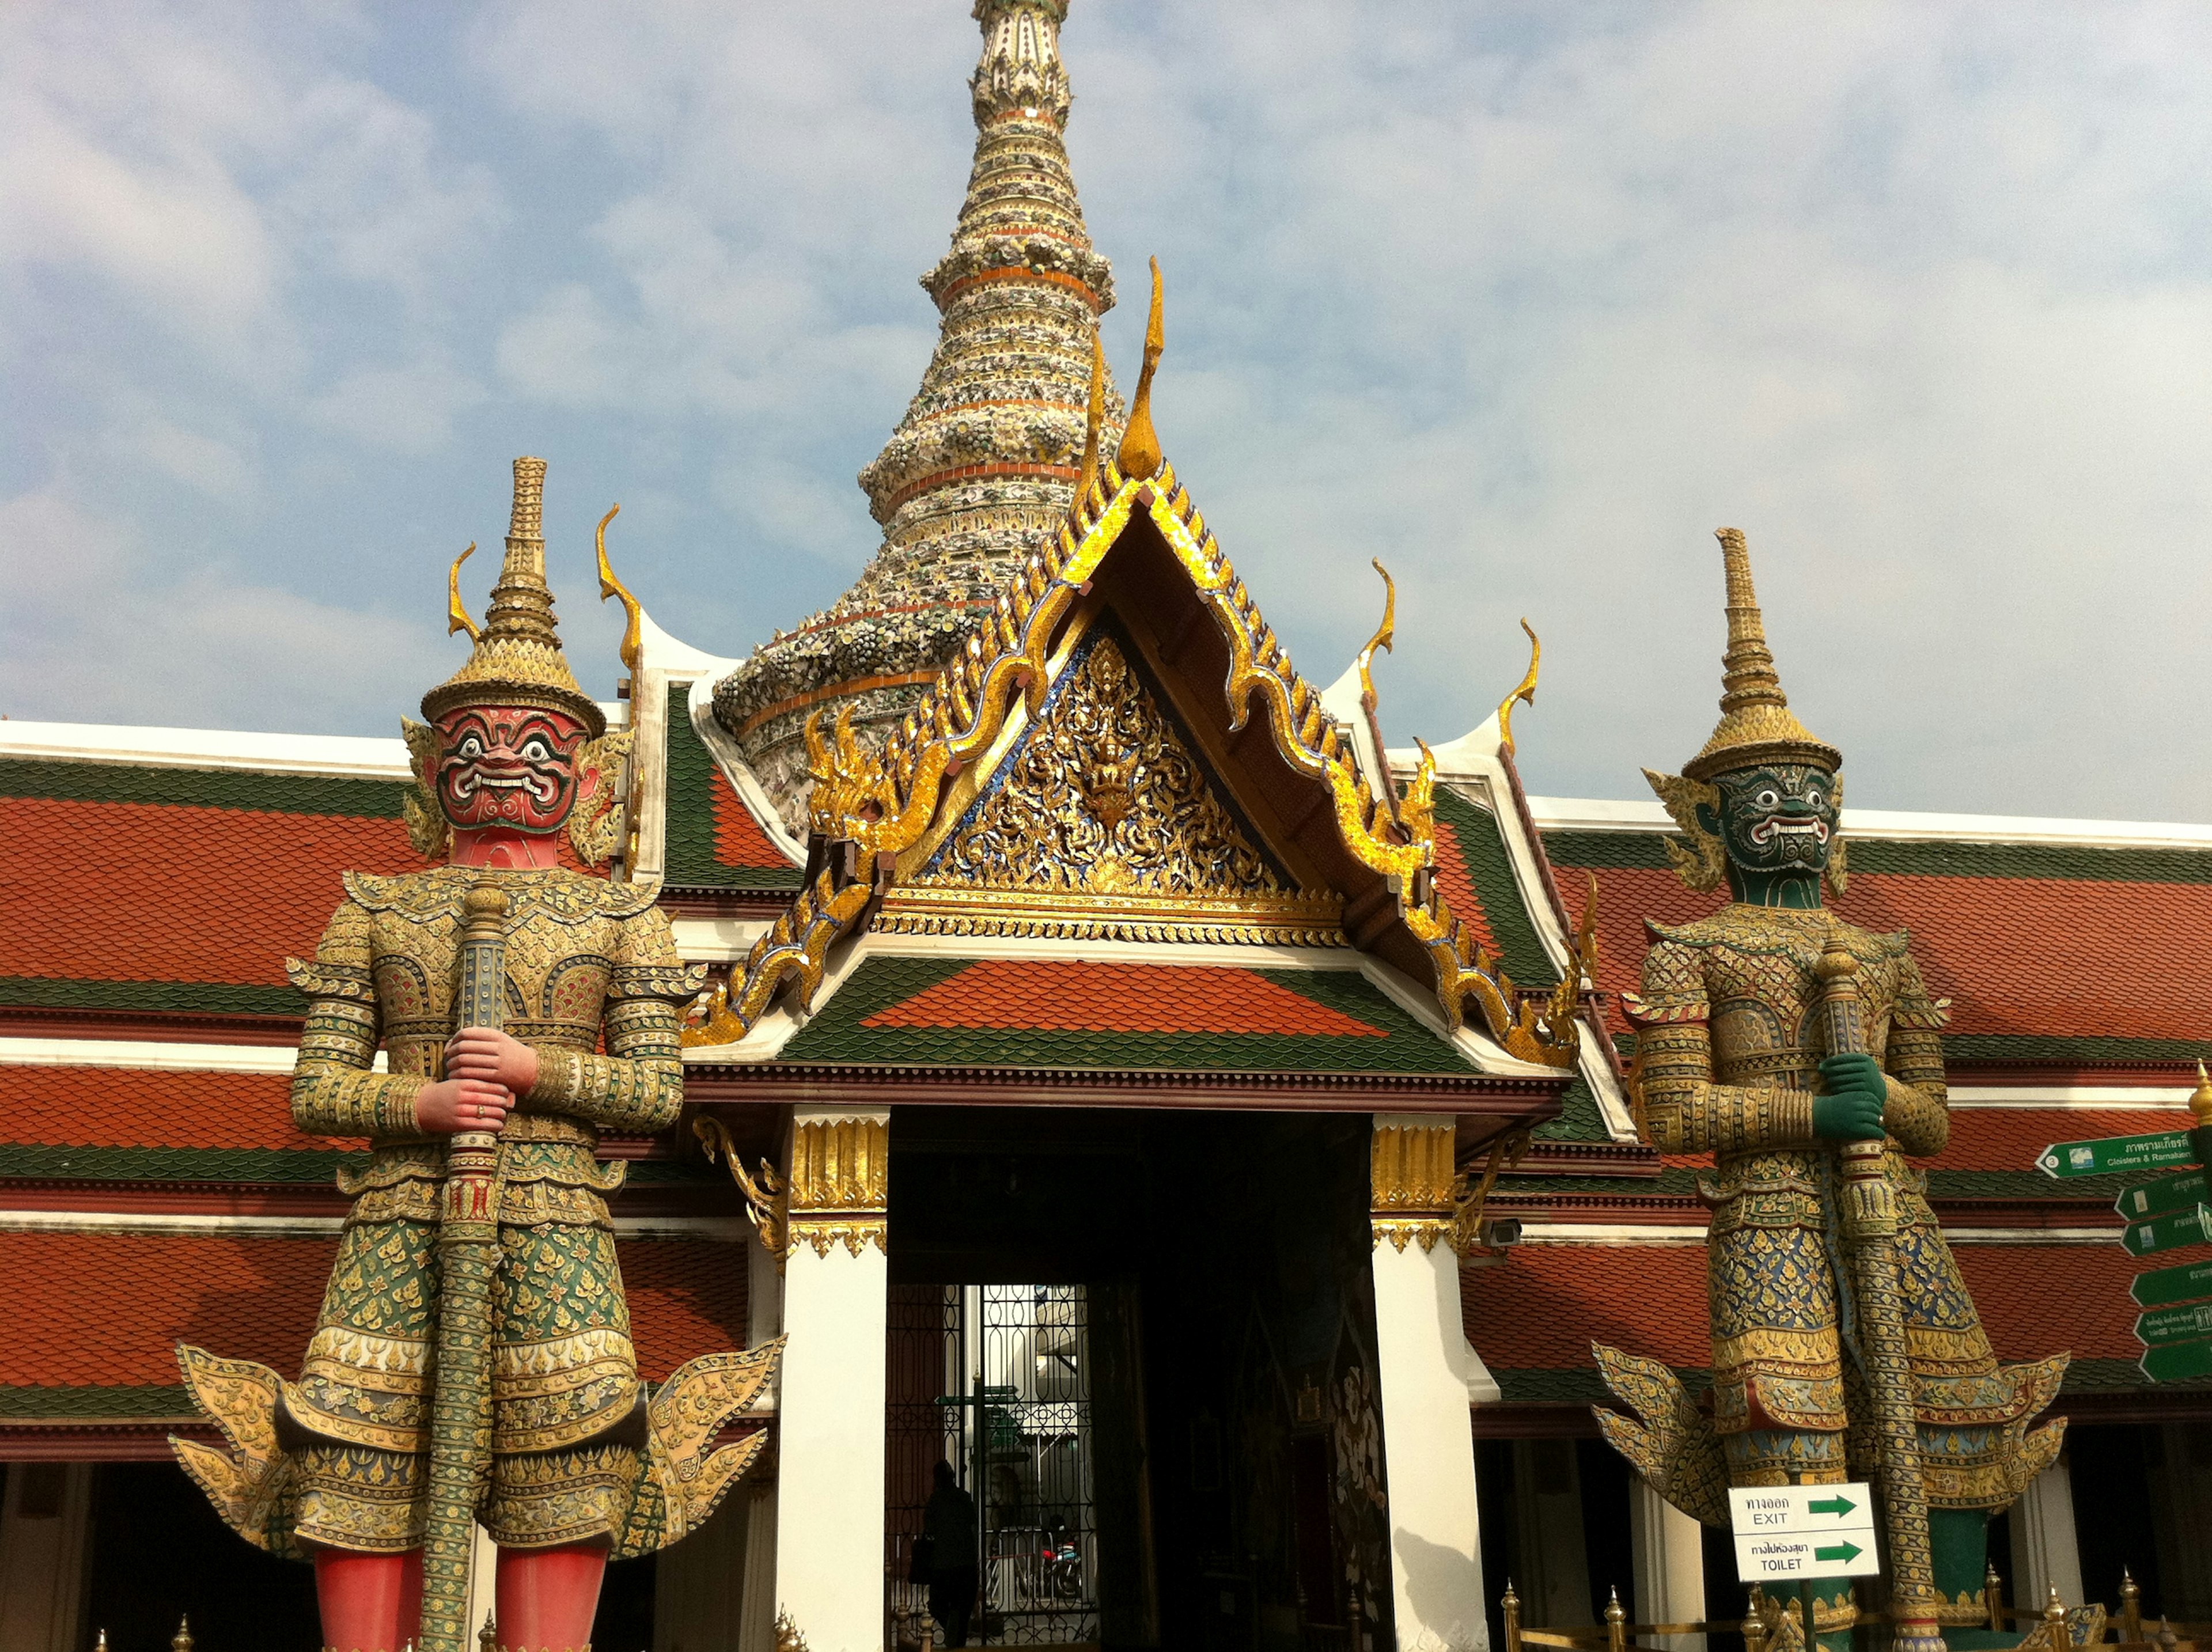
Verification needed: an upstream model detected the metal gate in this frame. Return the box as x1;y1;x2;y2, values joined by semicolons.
887;1284;1101;1646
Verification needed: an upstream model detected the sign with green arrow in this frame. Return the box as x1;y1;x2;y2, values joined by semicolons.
2036;1130;2193;1179
2121;1204;2212;1259
2131;1256;2212;1310
2136;1301;2212;1348
2117;1168;2210;1221
2139;1337;2212;1384
1729;1483;1880;1582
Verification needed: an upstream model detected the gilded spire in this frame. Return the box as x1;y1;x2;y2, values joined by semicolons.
1680;527;1838;781
712;0;1122;828
1115;259;1165;481
422;457;604;737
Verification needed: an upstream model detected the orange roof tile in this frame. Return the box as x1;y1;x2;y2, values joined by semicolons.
1931;1107;2193;1174
1463;1238;2144;1372
0;1069;327;1151
1550;862;2212;1047
3;798;416;988
861;958;1388;1038
0;1230;747;1390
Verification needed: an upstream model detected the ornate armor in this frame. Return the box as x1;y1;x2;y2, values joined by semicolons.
1626;904;2059;1506
281;866;696;1551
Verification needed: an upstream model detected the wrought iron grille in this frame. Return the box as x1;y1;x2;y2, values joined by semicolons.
886;1284;1101;1647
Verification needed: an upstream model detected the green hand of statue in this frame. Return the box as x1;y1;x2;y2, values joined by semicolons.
1813;1052;1887;1141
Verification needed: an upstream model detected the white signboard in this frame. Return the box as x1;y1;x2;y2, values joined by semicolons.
1729;1484;1881;1583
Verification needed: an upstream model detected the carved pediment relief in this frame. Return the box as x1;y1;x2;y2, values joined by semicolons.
884;630;1343;945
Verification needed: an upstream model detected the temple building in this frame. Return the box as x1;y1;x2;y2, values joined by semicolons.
2;4;2209;1651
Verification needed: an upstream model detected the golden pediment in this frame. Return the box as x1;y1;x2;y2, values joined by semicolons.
878;632;1343;945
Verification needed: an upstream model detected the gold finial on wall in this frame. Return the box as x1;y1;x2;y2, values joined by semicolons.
1354;559;1396;714
1497;619;1540;757
595;504;644;675
1115;257;1165;480
446;544;481;642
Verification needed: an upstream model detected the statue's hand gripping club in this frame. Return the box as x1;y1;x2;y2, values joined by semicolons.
1813;1051;1887;1142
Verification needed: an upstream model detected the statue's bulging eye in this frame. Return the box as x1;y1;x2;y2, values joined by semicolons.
1806;788;1825;809
1755;789;1779;809
457;734;484;760
520;736;554;764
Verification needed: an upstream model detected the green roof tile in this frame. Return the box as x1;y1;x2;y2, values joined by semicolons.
1434;787;1556;988
0;757;405;818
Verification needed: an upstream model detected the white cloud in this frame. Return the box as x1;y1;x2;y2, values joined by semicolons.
309;354;488;454
6;0;2210;821
0;484;450;733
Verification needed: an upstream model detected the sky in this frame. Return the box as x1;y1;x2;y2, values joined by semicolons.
6;1;2211;821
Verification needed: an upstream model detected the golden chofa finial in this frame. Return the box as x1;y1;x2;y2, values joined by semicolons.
595;503;644;675
1497;619;1540;757
1077;325;1106;492
1355;559;1396;714
2190;1060;2212;1126
1115;256;1165;481
446;543;481;642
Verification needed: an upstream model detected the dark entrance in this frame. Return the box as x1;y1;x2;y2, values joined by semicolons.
884;1105;1389;1652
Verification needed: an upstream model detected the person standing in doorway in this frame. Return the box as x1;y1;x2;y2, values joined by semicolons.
925;1460;979;1647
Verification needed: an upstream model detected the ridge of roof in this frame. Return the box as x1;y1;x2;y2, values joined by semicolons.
1524;792;2212;850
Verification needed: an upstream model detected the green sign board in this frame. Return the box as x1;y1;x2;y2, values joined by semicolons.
2121;1204;2212;1258
2117;1168;2210;1221
2136;1300;2212;1348
2036;1131;2193;1179
2139;1337;2212;1384
2131;1256;2212;1309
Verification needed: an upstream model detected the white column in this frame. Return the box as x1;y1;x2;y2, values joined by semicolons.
2009;1457;2082;1612
774;1107;889;1652
1631;1477;1707;1652
0;1462;94;1652
1371;1114;1490;1652
738;1202;787;1652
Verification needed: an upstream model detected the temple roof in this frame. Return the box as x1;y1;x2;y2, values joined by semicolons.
711;0;1124;831
679;444;1593;1098
1463;1237;2212;1412
0;1226;748;1438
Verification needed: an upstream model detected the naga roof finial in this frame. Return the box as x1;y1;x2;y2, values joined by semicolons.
421;457;605;738
1115;257;1165;481
1680;526;1838;781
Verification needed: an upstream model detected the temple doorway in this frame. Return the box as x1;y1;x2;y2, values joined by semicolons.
887;1283;1106;1647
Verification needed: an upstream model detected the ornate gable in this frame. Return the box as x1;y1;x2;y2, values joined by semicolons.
879;625;1343;944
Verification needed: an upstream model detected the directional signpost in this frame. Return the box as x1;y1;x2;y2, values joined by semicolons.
1729;1484;1881;1584
2037;1065;2212;1383
2035;1130;2192;1179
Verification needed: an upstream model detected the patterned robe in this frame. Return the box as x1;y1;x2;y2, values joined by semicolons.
279;865;700;1552
1623;904;2062;1509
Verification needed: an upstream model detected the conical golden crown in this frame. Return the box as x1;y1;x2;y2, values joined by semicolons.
422;457;604;737
1680;527;1839;781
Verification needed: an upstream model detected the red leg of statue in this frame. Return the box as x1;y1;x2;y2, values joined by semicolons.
313;1548;424;1652
496;1541;607;1651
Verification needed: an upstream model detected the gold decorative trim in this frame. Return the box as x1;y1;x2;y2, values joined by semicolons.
874;887;1344;947
681;871;873;1047
695;1116;789;1268
1371;1121;1456;1253
786;1116;888;1259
